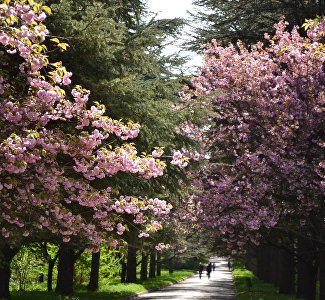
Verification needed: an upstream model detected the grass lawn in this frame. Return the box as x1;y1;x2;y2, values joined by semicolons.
233;264;305;300
11;269;194;300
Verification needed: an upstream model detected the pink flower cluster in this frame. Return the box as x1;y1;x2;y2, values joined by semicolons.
184;17;325;253
155;243;171;252
171;150;189;167
0;0;173;246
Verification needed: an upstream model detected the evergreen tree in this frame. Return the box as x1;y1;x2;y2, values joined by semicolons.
191;0;325;47
45;0;203;198
45;1;207;284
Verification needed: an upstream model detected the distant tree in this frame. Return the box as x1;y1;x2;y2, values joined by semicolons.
191;0;325;47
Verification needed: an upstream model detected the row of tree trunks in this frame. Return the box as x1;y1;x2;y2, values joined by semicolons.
126;250;160;283
259;244;295;294
125;249;162;283
125;227;161;283
0;243;93;299
0;241;162;299
254;236;321;300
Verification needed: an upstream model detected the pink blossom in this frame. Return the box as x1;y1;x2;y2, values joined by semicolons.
152;148;164;158
0;1;176;248
109;239;118;248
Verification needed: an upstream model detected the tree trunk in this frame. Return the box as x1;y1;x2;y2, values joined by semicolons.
47;259;55;292
269;246;280;287
168;257;174;273
87;251;100;291
140;253;148;281
0;245;19;300
149;252;156;278
296;237;317;300
319;246;325;300
56;244;75;296
256;245;270;282
121;260;127;283
157;252;161;276
278;247;295;294
126;243;137;283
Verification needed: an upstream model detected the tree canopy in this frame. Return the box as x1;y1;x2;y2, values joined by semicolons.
184;17;325;254
191;0;325;47
0;0;180;250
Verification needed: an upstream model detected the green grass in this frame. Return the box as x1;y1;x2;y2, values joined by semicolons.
12;269;194;300
233;264;305;300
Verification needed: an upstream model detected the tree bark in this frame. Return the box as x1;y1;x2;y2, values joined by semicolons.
121;260;127;283
56;244;75;296
140;253;148;281
0;245;19;300
269;246;280;287
168;257;174;273
39;242;58;292
47;259;55;292
87;251;100;291
157;252;161;276
278;247;295;294
296;237;317;300
149;252;156;278
126;243;137;283
319;246;325;300
256;245;270;282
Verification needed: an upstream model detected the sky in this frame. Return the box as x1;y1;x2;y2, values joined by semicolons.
147;0;194;19
146;0;203;72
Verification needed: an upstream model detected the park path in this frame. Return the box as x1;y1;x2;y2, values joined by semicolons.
134;257;237;300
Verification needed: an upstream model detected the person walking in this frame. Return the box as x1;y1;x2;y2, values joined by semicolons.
206;262;212;279
227;260;232;271
198;264;204;279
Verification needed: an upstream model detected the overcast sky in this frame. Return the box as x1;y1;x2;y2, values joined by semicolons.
147;0;202;72
147;0;194;19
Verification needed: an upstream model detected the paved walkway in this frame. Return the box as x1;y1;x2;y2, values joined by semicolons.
135;257;237;300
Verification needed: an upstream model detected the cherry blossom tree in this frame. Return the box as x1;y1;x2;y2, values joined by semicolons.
0;0;176;244
181;18;325;299
183;17;325;254
0;1;186;297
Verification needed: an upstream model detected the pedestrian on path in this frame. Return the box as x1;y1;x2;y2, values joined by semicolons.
212;262;216;271
135;257;237;300
198;264;204;279
228;260;232;271
206;262;212;279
